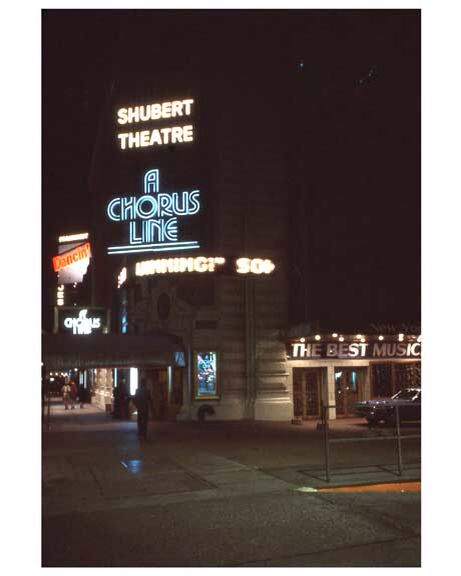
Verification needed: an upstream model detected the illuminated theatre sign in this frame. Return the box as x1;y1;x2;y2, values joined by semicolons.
107;169;201;255
52;241;92;284
290;341;421;360
54;307;109;335
116;98;195;150
135;256;276;276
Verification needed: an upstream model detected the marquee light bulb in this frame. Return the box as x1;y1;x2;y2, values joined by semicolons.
339;336;344;342
300;337;306;343
332;333;338;338
398;333;404;342
356;334;362;340
378;335;384;341
314;335;321;341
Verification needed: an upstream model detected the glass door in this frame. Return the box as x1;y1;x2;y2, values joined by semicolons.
293;368;321;419
335;369;360;416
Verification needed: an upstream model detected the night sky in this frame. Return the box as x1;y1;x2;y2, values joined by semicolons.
42;9;420;332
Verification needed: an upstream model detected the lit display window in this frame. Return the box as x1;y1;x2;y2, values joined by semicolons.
195;351;218;398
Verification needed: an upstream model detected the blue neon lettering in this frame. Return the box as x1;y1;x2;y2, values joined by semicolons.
106;169;201;254
164;218;178;241
122;197;136;220
144;169;159;194
136;195;157;219
107;198;121;221
129;221;143;244
158;194;173;216
188;191;201;215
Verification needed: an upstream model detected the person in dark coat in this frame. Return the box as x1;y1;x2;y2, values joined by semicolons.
134;378;153;439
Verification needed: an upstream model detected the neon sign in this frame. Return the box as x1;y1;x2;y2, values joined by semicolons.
236;258;275;274
107;169;201;255
136;257;225;276
116;98;195;150
134;256;275;276
52;242;92;272
63;309;102;335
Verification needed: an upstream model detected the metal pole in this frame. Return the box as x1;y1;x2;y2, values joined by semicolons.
395;404;403;476
323;404;331;483
47;390;51;432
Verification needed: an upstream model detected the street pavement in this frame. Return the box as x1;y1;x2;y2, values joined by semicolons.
42;400;421;567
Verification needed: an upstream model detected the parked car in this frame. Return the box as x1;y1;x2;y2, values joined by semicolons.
354;388;421;425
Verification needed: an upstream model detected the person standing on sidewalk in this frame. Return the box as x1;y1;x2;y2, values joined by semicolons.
134;378;153;440
69;380;78;410
62;380;71;410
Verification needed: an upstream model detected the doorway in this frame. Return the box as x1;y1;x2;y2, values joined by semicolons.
334;368;365;416
293;368;324;419
146;366;184;421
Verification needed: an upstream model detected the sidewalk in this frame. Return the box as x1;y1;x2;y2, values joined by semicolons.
42;400;421;567
43;400;421;515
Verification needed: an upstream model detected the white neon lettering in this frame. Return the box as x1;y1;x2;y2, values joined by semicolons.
117;125;194;150
139;106;150;122
62;309;103;335
160;127;171;144
140;130;150;147
171;100;183;116
183;125;194;142
150;129;163;146
135;256;226;276
171;126;183;143
117;108;128;125
161;102;172;118
128;132;140;148
127;107;140;124
151;104;162;120
118;133;129;149
236;258;275;274
183;99;194;115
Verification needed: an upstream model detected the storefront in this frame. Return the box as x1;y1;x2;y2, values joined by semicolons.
286;333;421;420
42;332;186;414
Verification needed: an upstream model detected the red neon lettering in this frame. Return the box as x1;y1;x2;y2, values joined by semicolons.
52;242;92;272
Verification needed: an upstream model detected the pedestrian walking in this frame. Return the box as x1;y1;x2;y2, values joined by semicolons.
69;380;78;410
134;378;153;440
62;380;71;410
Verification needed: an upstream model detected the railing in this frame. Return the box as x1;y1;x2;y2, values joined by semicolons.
320;403;421;482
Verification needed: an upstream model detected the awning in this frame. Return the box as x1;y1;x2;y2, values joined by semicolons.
42;332;186;370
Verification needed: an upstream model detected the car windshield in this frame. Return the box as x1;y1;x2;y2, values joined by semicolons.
392;389;419;401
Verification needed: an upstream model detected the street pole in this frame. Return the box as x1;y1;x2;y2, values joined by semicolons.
395;404;403;476
322;404;331;483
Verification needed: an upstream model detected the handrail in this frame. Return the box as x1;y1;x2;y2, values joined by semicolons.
320;402;420;482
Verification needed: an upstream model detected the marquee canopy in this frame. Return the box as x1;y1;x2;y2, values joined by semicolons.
42;332;186;370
